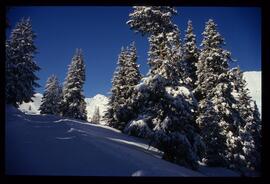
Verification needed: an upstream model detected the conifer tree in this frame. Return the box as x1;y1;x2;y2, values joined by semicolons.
182;20;199;90
126;6;204;169
125;41;142;94
105;43;141;130
105;47;129;129
61;49;87;121
92;107;100;124
195;19;247;169
6;18;40;107
39;75;62;115
228;67;261;172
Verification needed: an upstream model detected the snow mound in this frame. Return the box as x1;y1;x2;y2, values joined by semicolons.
243;71;261;114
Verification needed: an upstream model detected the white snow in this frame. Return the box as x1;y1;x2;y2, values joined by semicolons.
6;105;206;176
243;71;261;114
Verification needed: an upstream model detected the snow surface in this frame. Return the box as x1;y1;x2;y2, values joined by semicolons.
5;105;241;176
243;71;261;114
6;105;209;176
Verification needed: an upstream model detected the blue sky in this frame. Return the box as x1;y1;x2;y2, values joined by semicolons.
6;6;261;97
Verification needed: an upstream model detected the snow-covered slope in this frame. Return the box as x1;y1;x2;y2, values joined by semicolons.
85;94;109;123
243;71;261;114
18;93;43;114
6;105;210;176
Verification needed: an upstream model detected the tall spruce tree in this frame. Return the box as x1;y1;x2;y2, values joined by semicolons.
182;20;199;90
39;75;62;115
125;41;142;93
105;47;128;129
92;107;100;124
61;49;87;121
195;19;248;170
6;18;40;107
228;67;261;173
123;42;142;119
126;6;204;169
105;43;141;130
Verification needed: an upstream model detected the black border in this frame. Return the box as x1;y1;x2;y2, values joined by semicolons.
1;0;269;183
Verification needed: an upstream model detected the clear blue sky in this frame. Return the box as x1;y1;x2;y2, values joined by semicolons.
6;6;261;97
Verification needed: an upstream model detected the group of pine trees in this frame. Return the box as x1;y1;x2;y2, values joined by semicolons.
5;7;261;176
39;48;88;121
105;6;261;174
5;18;88;121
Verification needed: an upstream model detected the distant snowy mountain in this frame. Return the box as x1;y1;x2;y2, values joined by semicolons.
18;93;109;123
243;71;261;114
18;93;43;114
85;94;109;123
17;71;261;118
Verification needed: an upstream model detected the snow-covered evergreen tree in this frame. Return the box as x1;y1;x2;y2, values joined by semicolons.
61;49;87;121
5;18;40;107
39;75;62;115
195;19;231;166
105;43;141;130
195;19;231;101
126;41;142;93
126;6;204;169
127;6;177;36
92;107;100;124
195;20;252;171
228;67;261;173
182;20;199;90
196;98;228;166
105;47;128;129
